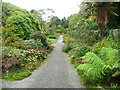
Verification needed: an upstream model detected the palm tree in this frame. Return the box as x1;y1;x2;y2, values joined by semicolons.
85;2;118;40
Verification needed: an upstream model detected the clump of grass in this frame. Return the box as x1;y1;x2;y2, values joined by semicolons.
2;69;32;81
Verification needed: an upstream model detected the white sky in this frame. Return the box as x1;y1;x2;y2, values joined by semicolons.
2;0;83;19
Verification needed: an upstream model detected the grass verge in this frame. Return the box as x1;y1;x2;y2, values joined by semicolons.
2;69;32;81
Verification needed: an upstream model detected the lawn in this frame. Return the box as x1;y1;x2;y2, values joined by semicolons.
2;69;32;81
47;38;58;44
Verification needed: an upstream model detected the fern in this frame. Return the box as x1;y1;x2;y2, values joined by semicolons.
76;47;119;83
76;52;104;82
100;47;118;62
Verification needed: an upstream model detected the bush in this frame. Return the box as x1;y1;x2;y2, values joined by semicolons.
69;44;90;66
2;46;25;71
73;45;90;57
63;34;71;43
45;31;51;36
2;46;50;72
17;48;52;71
2;2;40;40
48;35;57;39
2;27;23;48
21;39;43;50
30;32;50;48
56;29;62;33
62;44;72;53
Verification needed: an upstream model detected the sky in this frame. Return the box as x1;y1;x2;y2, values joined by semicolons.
2;0;83;19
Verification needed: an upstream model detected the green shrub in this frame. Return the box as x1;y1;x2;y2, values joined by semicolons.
62;34;68;43
76;47;119;84
30;32;50;48
21;39;37;50
2;2;40;40
45;31;51;36
21;39;43;50
69;44;90;66
62;44;72;53
2;27;23;48
56;29;62;33
2;46;25;62
73;45;90;57
110;83;119;88
2;46;50;72
48;35;57;39
2;46;26;71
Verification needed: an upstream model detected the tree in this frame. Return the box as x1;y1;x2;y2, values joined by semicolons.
107;2;120;29
61;17;68;28
85;2;118;40
49;16;61;30
30;8;55;32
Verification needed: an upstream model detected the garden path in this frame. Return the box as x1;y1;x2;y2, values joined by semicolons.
2;35;83;88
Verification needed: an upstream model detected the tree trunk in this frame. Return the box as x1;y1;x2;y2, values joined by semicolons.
98;25;104;41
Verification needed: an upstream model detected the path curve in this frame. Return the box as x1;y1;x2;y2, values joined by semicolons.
2;35;84;88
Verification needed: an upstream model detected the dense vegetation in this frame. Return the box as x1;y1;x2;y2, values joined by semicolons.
62;2;120;88
1;2;65;81
1;1;120;89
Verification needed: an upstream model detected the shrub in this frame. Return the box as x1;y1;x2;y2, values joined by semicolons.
2;46;25;71
45;31;51;36
48;35;57;39
73;45;90;57
62;44;72;53
62;34;68;43
21;39;43;50
2;46;50;72
30;32;50;48
56;29;62;33
2;2;40;40
2;27;23;48
69;44;90;66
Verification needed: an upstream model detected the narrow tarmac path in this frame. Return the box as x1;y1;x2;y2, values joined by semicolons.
2;35;84;88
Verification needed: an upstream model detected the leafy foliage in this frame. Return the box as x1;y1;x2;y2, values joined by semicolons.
72;45;90;57
2;27;23;48
2;2;54;80
21;39;43;50
69;44;90;67
62;44;72;53
92;37;119;54
2;2;40;40
2;46;51;72
76;47;119;84
62;2;119;88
